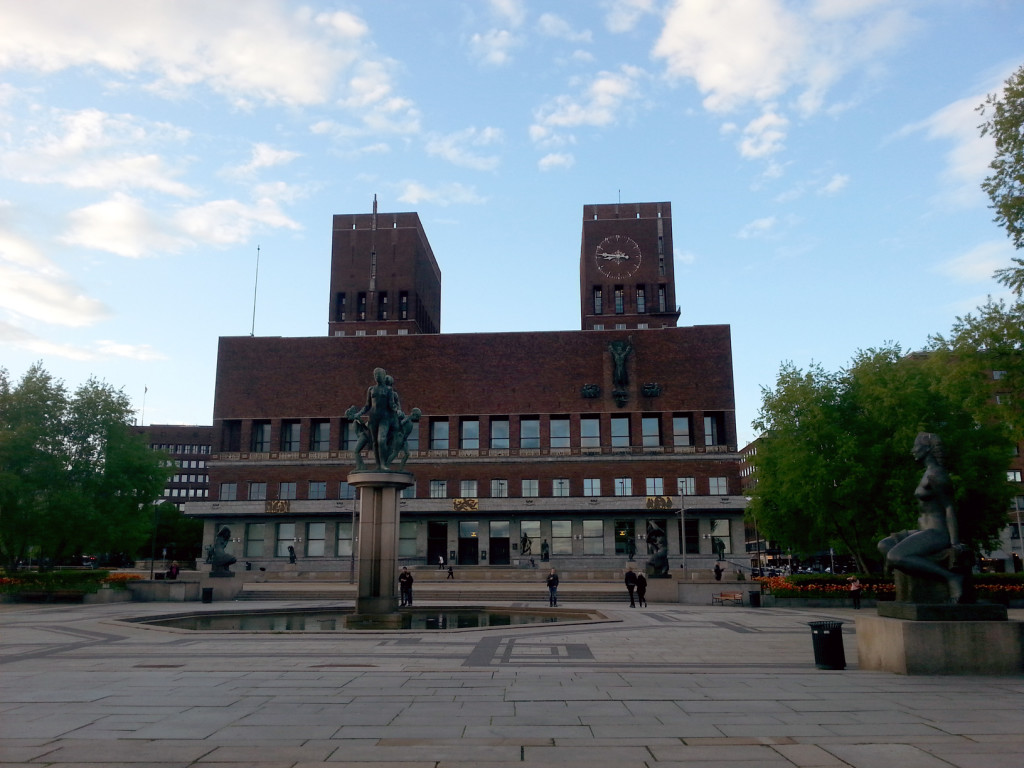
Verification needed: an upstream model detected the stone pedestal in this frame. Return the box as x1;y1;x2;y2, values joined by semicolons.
857;606;1023;675
347;470;414;616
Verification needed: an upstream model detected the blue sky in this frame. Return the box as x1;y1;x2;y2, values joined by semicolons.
0;0;1021;446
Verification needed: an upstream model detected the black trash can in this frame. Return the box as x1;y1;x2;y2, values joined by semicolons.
201;587;213;604
808;620;845;669
749;590;761;608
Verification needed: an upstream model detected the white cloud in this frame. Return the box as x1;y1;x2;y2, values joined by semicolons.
737;216;777;239
228;143;301;177
538;153;574;171
654;0;806;113
604;0;656;33
652;0;915;160
175;197;301;246
0;230;108;327
819;174;849;195
0;1;371;108
0;108;194;196
469;29;522;66
531;65;647;149
489;0;526;28
936;240;1013;284
425;127;503;171
537;14;592;43
738;108;789;158
899;92;994;208
95;340;166;361
61;195;187;258
396;181;486;206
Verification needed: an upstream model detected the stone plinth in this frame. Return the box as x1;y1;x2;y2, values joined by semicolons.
878;602;1007;621
348;470;414;615
857;613;1024;675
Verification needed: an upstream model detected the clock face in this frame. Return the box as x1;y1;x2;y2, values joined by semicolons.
594;235;642;278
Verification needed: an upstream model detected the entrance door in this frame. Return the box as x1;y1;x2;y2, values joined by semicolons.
489;520;510;565
458;520;479;565
427;521;448;566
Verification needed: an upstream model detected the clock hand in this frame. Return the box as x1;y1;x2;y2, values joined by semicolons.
599;251;629;262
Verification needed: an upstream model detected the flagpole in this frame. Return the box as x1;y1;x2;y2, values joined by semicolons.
141;386;147;427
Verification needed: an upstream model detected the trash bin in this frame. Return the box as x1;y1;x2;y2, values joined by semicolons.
808;620;845;669
201;587;213;604
749;590;761;608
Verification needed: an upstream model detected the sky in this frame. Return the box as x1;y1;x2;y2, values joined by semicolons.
0;0;1022;447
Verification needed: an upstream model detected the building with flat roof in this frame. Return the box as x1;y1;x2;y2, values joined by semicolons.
185;201;747;573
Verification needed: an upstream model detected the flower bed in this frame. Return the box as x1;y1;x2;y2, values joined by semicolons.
0;569;142;599
757;573;1024;604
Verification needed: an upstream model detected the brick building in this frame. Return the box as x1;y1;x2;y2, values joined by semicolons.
186;201;747;572
133;424;213;510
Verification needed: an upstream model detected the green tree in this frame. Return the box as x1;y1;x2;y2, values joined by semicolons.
750;345;1013;573
926;297;1024;444
0;364;171;570
979;63;1024;295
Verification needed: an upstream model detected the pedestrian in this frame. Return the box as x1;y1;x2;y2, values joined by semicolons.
848;576;862;609
546;568;559;607
288;545;297;564
624;565;638;607
447;565;454;580
166;561;180;580
437;555;444;570
713;562;723;581
636;571;648;607
399;566;414;606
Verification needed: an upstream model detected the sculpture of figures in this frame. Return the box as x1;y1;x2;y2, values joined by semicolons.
609;337;633;388
521;533;532;555
541;539;549;561
210;526;236;574
878;432;966;604
348;368;419;471
392;408;421;470
645;524;670;577
346;404;374;470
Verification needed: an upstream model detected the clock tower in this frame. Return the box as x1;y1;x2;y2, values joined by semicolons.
580;201;680;331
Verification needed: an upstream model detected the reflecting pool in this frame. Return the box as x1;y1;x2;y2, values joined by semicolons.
137;607;596;631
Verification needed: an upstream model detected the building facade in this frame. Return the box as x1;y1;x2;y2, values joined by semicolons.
134;424;214;510
186;202;747;572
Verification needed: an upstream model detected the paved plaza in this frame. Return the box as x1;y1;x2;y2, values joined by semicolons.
1;597;1023;767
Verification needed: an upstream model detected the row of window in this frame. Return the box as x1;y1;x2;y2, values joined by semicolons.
334;290;410;322
332;329;411;337
238;518;733;559
165;488;209;498
150;444;211;454
231;413;727;453
170;474;209;484
592;284;670;315
218;476;730;502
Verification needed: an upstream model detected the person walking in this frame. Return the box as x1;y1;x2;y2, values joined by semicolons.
546;568;559;607
624;565;638;607
447;565;454;580
848;576;862;609
398;566;414;606
437;555;445;570
636;571;648;607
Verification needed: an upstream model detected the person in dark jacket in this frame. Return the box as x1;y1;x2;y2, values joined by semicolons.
398;567;414;606
546;569;559;606
636;571;648;607
625;566;638;607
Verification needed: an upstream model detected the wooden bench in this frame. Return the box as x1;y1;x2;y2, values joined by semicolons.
711;591;743;606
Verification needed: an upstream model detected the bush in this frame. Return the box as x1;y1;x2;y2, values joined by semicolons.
757;574;894;600
0;569;112;594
